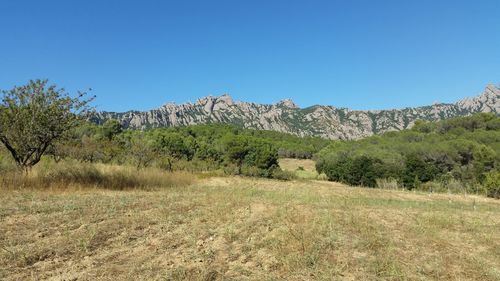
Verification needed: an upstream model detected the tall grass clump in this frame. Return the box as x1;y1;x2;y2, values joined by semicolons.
376;178;399;190
0;160;194;190
0;153;17;174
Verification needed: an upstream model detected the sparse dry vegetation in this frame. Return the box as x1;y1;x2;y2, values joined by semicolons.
0;160;194;190
1;175;499;280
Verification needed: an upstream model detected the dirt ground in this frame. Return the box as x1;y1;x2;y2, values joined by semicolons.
1;177;499;280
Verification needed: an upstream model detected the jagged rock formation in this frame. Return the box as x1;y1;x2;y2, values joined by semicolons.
91;84;500;139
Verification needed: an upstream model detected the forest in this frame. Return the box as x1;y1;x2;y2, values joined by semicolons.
316;113;500;198
0;120;330;180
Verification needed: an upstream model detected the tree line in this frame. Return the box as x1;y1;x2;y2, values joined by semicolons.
47;121;316;179
48;121;333;178
316;113;500;198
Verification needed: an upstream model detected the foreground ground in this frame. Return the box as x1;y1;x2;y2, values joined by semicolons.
1;176;499;280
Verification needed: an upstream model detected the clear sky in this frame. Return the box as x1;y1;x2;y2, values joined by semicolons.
0;0;499;112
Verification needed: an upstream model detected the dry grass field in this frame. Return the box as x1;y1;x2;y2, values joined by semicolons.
278;158;324;179
1;173;499;280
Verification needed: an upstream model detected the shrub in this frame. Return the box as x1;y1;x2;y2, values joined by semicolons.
484;171;500;199
319;154;384;187
402;154;441;189
223;163;240;175
445;179;466;194
241;166;264;177
271;168;297;181
316;173;328;181
376;178;399;190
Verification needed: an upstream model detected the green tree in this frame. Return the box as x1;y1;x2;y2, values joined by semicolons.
0;79;93;171
318;154;353;183
151;132;193;160
222;134;249;174
102;119;123;140
129;135;155;169
402;154;439;189
348;156;383;187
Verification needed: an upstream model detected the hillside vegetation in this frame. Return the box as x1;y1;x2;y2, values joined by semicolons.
316;113;500;198
1;123;329;178
3;113;497;197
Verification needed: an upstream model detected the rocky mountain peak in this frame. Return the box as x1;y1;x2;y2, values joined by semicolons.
484;83;500;98
91;83;500;140
194;94;236;113
160;101;178;109
217;93;234;106
275;98;298;109
456;84;499;113
486;83;498;90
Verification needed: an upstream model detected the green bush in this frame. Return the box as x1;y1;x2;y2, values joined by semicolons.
484;171;500;199
319;155;384;187
402;154;441;189
271;168;297;181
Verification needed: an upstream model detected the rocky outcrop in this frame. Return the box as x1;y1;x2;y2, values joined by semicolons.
91;84;500;139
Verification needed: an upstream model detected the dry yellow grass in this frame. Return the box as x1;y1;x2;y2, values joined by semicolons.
279;158;316;171
0;161;194;190
1;176;499;280
279;158;324;179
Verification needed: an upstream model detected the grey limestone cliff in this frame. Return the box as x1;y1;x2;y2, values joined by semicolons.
91;84;500;140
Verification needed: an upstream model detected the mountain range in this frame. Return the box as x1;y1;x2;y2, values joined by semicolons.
91;84;500;140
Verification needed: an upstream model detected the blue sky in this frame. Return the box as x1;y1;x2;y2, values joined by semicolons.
0;0;499;112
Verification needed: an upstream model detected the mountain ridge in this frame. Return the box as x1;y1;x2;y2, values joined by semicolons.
91;84;500;140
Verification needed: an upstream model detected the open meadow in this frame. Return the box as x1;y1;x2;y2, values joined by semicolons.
1;172;499;280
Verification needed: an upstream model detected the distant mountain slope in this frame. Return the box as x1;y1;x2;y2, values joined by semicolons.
91;84;500;139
